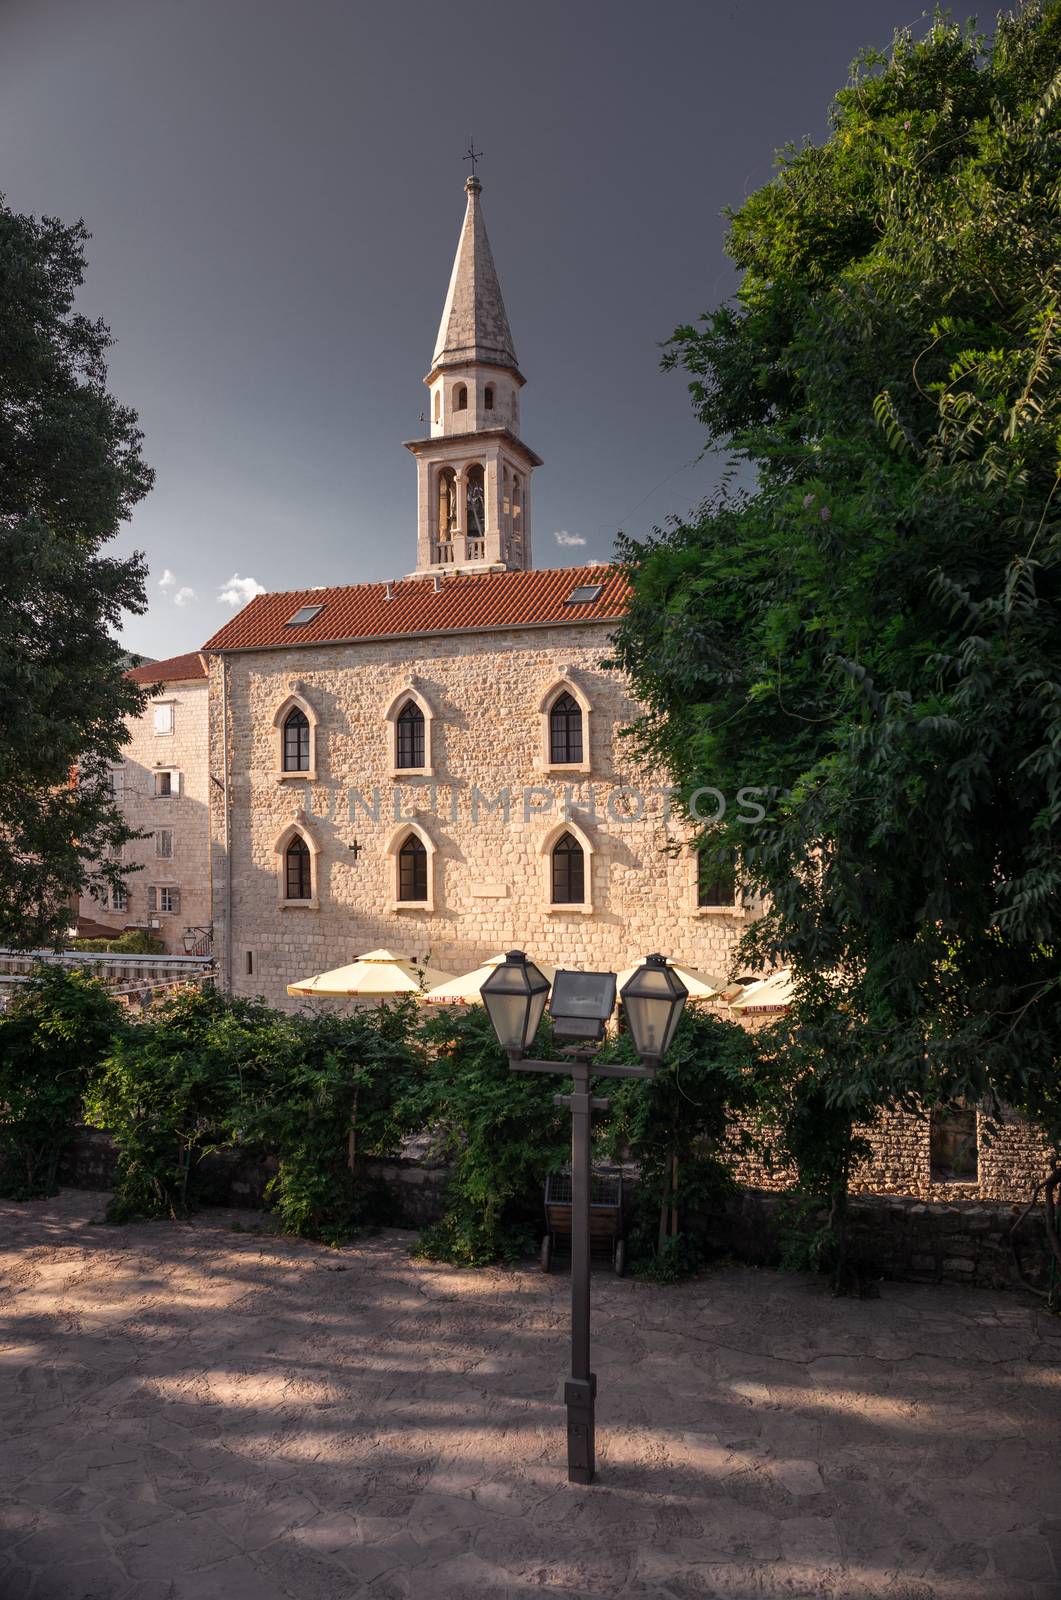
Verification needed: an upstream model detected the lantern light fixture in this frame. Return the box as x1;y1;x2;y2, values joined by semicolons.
479;950;550;1057
619;953;688;1065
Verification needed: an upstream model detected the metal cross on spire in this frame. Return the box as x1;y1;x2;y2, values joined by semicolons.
462;139;483;176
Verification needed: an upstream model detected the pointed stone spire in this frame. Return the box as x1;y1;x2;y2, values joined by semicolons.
405;170;540;578
432;176;519;375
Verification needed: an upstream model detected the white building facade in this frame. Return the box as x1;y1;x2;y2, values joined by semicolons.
79;652;213;954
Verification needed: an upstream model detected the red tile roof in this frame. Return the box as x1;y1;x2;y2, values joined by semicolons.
126;651;207;684
201;565;629;653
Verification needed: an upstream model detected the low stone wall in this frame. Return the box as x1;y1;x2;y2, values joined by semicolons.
709;1188;1054;1294
58;1127;1054;1294
58;1126;452;1229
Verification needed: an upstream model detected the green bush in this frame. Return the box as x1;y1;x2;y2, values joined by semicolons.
748;1001;879;1293
69;930;166;955
84;987;282;1222
602;1007;758;1280
0;967;125;1198
85;989;427;1240
412;1006;569;1266
240;1002;427;1245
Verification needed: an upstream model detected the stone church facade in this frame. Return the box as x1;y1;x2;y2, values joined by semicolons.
202;173;754;1007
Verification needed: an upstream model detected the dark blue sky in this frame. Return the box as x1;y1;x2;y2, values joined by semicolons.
2;0;915;657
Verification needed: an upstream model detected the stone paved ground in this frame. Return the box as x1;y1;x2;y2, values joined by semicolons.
1;1192;1060;1600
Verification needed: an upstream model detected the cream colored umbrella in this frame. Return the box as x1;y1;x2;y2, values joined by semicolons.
728;967;794;1011
615;958;725;1004
422;952;557;1006
287;948;455;998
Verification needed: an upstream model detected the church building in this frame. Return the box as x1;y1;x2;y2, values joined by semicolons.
202;174;756;1005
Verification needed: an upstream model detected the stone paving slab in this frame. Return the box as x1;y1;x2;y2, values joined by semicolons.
1;1190;1059;1599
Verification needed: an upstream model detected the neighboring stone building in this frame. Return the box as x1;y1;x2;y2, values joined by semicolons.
78;651;212;955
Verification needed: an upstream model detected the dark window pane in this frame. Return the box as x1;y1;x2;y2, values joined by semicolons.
398;834;428;901
697;848;735;907
551;831;585;904
549;693;583;764
930;1108;979;1181
285;836;311;899
283;709;310;771
396;702;425;769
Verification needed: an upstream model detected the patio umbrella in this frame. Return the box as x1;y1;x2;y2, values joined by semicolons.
614;958;725;1003
422;952;557;1005
728;967;794;1011
286;947;455;998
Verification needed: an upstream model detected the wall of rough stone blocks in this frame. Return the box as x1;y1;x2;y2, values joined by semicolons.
724;1101;1054;1205
78;675;211;954
207;622;756;1010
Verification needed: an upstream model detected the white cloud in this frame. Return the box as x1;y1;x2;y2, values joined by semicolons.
554;529;587;547
158;568;176;588
174;587;196;607
218;573;267;608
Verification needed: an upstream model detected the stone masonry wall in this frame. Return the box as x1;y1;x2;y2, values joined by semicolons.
208;622;755;1009
726;1103;1053;1205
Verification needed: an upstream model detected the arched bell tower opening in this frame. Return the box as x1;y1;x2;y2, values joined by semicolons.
405;173;542;577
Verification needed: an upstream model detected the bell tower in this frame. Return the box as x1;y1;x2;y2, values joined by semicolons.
405;173;541;576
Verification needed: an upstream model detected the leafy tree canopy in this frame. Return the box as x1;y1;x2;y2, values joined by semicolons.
0;197;153;945
611;6;1061;1143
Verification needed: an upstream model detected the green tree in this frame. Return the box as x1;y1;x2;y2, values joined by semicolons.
0;966;124;1197
611;8;1061;1218
0;197;153;946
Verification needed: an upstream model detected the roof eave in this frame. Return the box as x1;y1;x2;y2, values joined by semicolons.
201;612;624;656
403;427;543;468
423;358;526;388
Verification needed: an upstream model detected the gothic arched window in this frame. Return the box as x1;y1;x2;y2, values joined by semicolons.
398;834;428;902
549;692;583;765
456;384;468;410
433;389;441;423
285;835;312;901
437;467;457;534
512;474;523;548
484;384;494;410
466;463;486;540
551;832;584;905
282;708;310;772
396;700;425;770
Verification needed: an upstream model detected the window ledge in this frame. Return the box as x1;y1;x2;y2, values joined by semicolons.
539;763;592;778
280;899;320;911
275;770;318;783
546;903;594;916
389;767;436;781
694;904;742;916
390;899;434;913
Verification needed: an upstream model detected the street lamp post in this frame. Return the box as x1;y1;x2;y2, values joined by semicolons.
481;950;687;1485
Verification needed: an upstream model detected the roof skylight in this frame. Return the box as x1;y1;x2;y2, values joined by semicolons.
564;583;604;606
284;604;324;628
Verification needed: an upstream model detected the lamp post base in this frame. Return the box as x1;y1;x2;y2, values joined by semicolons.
565;1373;597;1483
